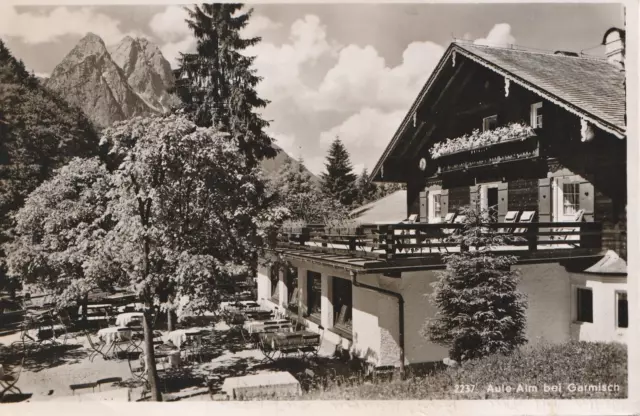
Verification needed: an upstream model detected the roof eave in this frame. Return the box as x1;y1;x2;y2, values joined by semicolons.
370;43;458;181
370;43;626;182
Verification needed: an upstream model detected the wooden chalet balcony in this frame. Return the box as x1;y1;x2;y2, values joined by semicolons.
436;135;540;175
276;221;604;263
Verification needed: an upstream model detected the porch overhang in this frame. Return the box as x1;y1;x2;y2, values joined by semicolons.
270;245;606;276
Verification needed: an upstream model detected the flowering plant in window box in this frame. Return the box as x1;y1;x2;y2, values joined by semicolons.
430;122;536;159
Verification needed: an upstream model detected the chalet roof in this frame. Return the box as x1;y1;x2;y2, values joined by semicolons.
371;42;626;181
350;190;407;224
455;43;626;132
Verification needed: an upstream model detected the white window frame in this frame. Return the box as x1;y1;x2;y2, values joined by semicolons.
530;102;543;128
552;177;583;222
428;190;442;223
615;290;628;329
483;115;498;132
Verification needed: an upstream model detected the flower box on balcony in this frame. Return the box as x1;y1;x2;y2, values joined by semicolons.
430;123;537;160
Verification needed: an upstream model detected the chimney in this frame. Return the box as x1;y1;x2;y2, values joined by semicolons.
602;28;625;68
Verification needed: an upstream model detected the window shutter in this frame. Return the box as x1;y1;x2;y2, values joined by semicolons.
578;180;595;222
440;189;449;222
498;182;509;222
538;178;552;222
469;185;480;211
419;190;428;223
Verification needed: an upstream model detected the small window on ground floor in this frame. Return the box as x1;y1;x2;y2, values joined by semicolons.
270;265;279;302
307;271;322;317
617;291;628;328
576;287;593;323
332;276;353;334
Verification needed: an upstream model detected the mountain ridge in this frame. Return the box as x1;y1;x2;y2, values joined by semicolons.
43;32;318;182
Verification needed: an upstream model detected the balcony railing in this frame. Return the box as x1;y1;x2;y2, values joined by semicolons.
277;221;603;261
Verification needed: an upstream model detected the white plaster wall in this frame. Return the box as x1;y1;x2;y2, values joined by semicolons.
568;275;627;343
351;275;383;366
256;264;271;305
400;270;449;364
320;273;334;329
278;268;287;308
517;263;573;344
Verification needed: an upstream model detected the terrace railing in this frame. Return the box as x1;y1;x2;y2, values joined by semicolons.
278;221;603;261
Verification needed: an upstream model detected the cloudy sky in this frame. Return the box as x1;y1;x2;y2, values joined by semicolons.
0;3;624;175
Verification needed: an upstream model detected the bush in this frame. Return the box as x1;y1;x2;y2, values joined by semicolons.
305;341;627;400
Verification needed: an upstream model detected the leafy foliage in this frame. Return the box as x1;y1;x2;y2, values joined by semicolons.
99;113;285;314
321;138;358;207
430;122;535;159
0;39;100;293
270;156;347;224
174;3;276;167
422;206;528;362
5;158;113;307
353;168;405;207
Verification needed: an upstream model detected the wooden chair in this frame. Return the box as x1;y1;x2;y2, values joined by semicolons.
552;209;585;246
499;211;520;234
512;211;536;235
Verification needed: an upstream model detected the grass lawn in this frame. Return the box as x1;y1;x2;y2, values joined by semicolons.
306;341;627;400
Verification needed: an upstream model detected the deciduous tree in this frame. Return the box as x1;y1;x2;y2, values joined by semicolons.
270;157;347;223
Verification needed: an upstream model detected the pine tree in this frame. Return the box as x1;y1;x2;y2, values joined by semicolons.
421;205;528;362
321;138;358;207
271;156;347;223
174;3;276;167
354;168;378;206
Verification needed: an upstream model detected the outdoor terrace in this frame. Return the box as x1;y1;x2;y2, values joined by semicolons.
275;221;605;273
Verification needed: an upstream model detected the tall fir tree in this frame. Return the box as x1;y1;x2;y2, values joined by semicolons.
321;138;358;207
174;3;276;167
421;206;527;362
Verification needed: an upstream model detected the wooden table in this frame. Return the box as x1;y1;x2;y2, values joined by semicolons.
258;331;320;361
221;372;301;400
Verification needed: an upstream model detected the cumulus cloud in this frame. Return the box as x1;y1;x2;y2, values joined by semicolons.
149;5;191;42
474;23;515;47
270;132;299;158
0;5;148;45
311;41;444;112
245;14;337;102
319;108;405;174
149;6;286;69
241;14;282;38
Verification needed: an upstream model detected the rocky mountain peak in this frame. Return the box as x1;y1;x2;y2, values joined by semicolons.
108;36;178;113
46;32;157;128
